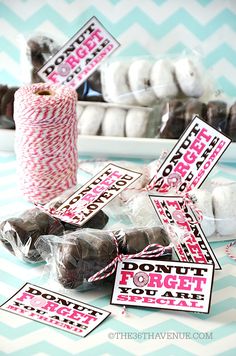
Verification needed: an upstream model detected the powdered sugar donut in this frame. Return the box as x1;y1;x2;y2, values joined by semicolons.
150;59;178;99
127;193;159;227
128;59;156;106
125;108;149;138
101;61;137;105
193;189;215;237
212;184;236;236
76;104;84;121
174;57;204;98
101;107;126;136
78;105;104;135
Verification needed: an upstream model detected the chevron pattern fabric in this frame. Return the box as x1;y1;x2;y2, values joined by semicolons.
0;0;236;98
0;152;236;355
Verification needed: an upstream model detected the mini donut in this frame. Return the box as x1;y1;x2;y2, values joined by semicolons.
159;100;185;138
0;85;8;115
133;271;149;287
1;87;18;119
78;105;104;135
174;57;204;98
101;107;126;136
193;189;215;237
184;99;207;127
150;59;179;99
127;193;159;227
212;184;236;236
128;59;156;106
76;103;84;121
207;100;227;132
125;108;149;138
101;61;137;105
227;102;236;141
27;35;61;83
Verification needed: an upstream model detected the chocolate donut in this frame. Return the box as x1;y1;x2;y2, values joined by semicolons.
42;226;171;289
0;85;18;129
206;100;227;132
27;36;60;83
0;208;64;263
0;85;8;115
226;102;236;141
184;99;207;126
159;100;185;138
115;226;170;254
55;230;117;289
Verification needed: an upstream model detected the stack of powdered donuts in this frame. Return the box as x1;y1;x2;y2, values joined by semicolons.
1;35;236;141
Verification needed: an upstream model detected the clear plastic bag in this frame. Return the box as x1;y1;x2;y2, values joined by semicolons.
125;180;236;242
157;97;231;140
99;54;211;107
77;101;160;138
36;226;172;290
0;190;109;263
0;208;64;263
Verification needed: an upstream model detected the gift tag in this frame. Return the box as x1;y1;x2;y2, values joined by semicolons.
38;16;120;89
111;259;214;314
52;163;142;226
149;195;221;269
0;283;110;337
148;116;231;193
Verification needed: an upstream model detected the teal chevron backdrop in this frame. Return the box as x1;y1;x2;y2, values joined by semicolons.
0;152;236;355
0;0;236;97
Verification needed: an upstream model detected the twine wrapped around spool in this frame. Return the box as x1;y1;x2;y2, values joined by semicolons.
14;83;78;204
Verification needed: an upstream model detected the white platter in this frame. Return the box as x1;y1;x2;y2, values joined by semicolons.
1;128;236;161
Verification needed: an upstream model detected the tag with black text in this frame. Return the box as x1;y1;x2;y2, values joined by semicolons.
38;16;120;89
111;259;214;314
149;195;221;269
0;283;110;337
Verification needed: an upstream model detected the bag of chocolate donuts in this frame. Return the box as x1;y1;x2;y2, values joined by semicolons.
19;33;105;102
35;226;172;291
0;208;65;263
0;185;110;263
156;96;235;140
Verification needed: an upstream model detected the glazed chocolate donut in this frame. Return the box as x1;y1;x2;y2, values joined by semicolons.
0;85;18;129
226;102;236;141
0;208;64;263
0;206;109;263
1;87;18;118
0;85;8;115
27;35;60;83
55;230;117;289
115;226;170;254
159;100;185;138
42;226;171;289
184;99;207;126
206;100;227;132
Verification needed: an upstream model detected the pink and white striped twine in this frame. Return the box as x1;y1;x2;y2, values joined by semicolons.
14;83;78;204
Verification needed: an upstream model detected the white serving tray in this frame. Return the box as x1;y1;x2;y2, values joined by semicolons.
1;128;236;161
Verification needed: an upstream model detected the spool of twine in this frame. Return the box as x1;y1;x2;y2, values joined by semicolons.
14;83;78;204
